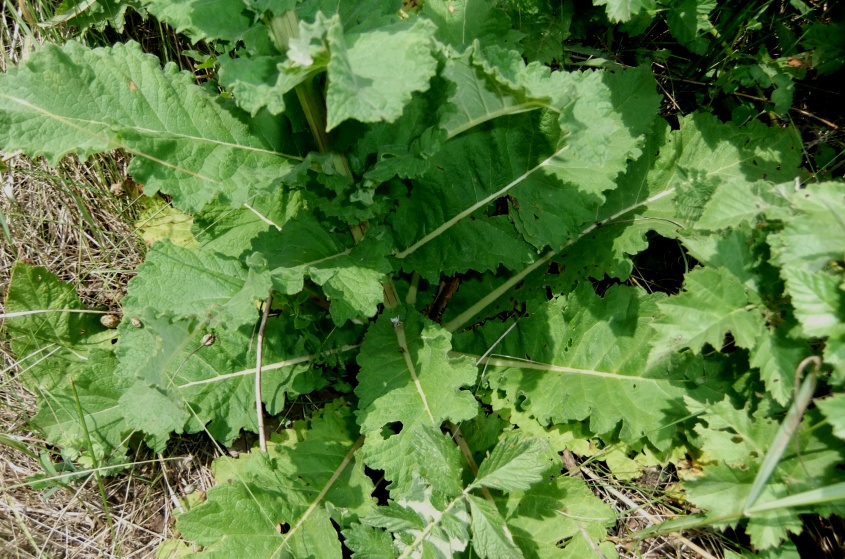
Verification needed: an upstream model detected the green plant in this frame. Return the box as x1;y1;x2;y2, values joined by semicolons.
2;0;844;557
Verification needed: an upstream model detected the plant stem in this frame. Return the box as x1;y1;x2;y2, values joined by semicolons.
255;292;273;453
268;10;399;309
445;187;676;332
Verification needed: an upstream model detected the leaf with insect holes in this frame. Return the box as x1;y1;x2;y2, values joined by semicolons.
362;422;465;499
177;402;372;559
355;309;479;496
355;308;479;434
0;41;292;213
4;263;115;392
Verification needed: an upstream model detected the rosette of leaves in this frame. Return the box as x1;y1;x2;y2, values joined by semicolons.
3;0;844;556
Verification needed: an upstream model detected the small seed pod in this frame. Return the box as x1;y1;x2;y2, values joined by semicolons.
201;333;217;347
130;317;143;328
100;314;121;329
109;182;125;196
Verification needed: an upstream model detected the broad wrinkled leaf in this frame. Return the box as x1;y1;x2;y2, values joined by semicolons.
192;189;304;258
355;309;478;496
0;41;292;212
749;328;812;406
503;476;616;559
177;403;371;558
681;227;763;303
363;423;465;499
323;18;438;130
422;0;523;53
121;240;270;332
4;264;115;392
462;284;711;449
440;45;574;138
32;349;131;465
115;312;325;445
695;179;793;230
356;309;478;434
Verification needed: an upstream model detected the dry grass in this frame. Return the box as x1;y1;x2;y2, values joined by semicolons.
0;3;207;557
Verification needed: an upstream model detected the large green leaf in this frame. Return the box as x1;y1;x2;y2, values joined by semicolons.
503;476;616;559
177;402;372;558
4;263;115;392
355;309;479;495
355;309;479;434
422;0;523;54
647;267;767;366
362;423;465;499
323;17;438;130
461;284;712;449
114;311;325;445
32;349;131;465
120;240;270;331
229;11;438;130
0;41;292;212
